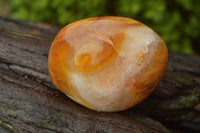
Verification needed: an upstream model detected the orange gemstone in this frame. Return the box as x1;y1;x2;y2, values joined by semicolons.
48;16;168;112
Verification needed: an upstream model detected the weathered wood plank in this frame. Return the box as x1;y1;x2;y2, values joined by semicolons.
0;16;199;133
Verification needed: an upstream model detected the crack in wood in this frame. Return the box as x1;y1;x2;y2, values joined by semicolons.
0;119;16;133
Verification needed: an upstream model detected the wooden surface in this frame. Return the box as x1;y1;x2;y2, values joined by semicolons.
0;16;200;133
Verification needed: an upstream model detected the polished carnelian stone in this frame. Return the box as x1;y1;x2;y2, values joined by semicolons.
48;16;168;112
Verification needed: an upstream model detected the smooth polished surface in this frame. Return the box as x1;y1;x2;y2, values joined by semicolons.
48;16;168;112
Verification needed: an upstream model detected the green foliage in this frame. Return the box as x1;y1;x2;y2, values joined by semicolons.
7;0;108;26
5;0;200;54
117;0;199;54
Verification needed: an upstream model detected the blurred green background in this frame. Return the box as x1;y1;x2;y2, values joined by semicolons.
0;0;199;54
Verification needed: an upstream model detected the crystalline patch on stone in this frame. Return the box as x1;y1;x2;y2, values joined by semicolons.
66;24;162;111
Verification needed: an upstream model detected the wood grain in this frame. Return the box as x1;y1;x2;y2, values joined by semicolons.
0;16;199;133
